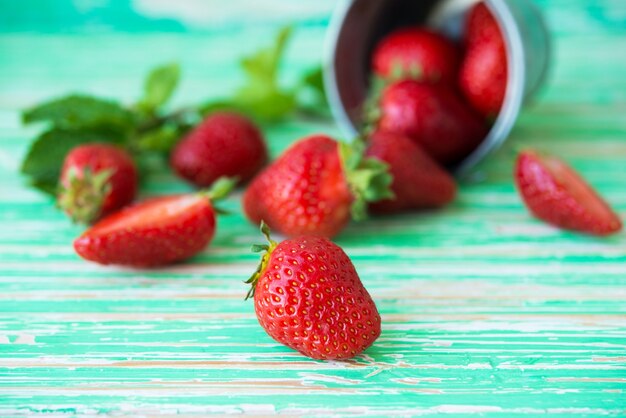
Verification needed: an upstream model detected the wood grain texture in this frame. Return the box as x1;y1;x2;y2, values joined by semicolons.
0;0;625;416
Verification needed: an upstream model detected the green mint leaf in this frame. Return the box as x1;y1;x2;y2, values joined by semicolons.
139;62;181;113
301;66;325;95
233;26;297;121
20;128;123;196
22;94;133;132
30;180;58;196
240;26;292;86
198;99;249;118
135;123;185;154
233;89;296;121
296;66;330;118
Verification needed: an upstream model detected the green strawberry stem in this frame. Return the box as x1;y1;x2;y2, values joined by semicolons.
199;176;238;215
57;167;113;224
338;138;394;221
245;221;277;300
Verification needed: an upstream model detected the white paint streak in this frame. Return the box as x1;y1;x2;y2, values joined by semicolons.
13;334;36;345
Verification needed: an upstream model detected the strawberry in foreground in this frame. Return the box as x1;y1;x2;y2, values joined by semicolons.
246;222;381;360
459;2;508;117
515;150;622;236
378;79;487;166
371;27;460;83
74;177;236;266
243;135;393;238
58;143;137;224
171;112;267;187
366;131;456;213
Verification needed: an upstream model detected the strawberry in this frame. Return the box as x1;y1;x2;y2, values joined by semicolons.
171;112;267;187
458;2;508;117
242;135;392;239
246;222;381;360
366;131;456;213
58;143;137;224
74;177;236;266
371;28;460;83
377;79;487;166
515;150;622;236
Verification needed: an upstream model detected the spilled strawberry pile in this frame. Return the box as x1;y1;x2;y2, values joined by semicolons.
19;3;622;361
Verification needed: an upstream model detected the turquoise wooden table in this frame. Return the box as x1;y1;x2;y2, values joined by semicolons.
1;0;625;416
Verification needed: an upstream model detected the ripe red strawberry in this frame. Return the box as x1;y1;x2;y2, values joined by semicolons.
58;143;137;224
464;1;501;46
366;131;456;213
171;112;267;187
246;223;381;360
371;28;460;83
243;135;392;238
515;150;622;236
74;177;236;266
377;79;487;166
458;2;508;117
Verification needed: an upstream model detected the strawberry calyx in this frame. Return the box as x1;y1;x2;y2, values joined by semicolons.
57;167;113;224
245;221;277;300
198;176;238;215
338;138;394;221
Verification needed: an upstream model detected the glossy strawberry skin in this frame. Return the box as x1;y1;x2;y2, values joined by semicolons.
243;135;353;239
74;194;216;266
366;131;456;213
515;150;622;236
171;112;267;187
372;28;460;83
459;2;508;117
378;79;487;166
254;236;381;360
60;143;137;217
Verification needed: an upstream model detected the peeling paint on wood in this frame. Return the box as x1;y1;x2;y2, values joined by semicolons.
1;0;626;416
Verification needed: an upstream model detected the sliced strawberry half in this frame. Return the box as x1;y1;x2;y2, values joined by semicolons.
74;178;235;266
515;150;622;236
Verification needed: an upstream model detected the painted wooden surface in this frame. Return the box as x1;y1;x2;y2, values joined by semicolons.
1;0;625;416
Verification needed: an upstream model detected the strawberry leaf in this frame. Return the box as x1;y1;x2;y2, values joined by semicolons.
338;139;394;221
23;95;134;132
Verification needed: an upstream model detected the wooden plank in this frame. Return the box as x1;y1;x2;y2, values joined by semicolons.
0;1;625;416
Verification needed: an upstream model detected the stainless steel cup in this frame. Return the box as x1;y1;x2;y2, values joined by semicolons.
323;0;550;176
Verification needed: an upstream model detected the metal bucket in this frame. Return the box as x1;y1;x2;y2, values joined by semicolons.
323;0;551;176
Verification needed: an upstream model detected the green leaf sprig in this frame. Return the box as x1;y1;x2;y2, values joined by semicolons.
20;26;329;195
